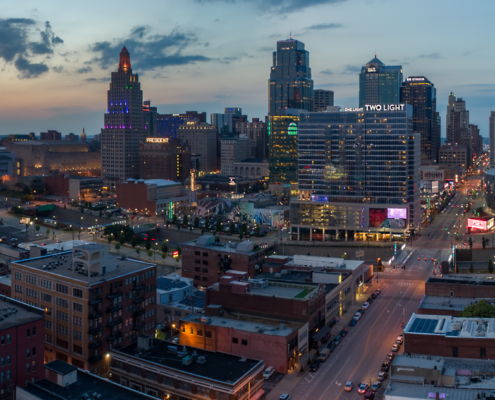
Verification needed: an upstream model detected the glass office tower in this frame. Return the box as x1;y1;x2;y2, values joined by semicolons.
268;38;314;115
359;56;403;108
291;105;420;241
400;76;440;163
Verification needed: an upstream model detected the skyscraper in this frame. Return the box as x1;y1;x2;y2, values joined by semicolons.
446;93;471;166
268;37;314;115
314;89;334;111
400;76;440;163
490;112;495;168
359;56;402;107
143;100;158;137
101;47;145;189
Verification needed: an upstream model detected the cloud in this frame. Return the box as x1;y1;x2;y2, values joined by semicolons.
317;82;355;88
341;65;361;74
88;26;210;71
259;46;273;52
52;65;63;73
0;18;63;78
76;66;92;74
196;0;346;12
320;69;333;75
418;53;441;59
85;77;111;83
214;94;233;99
306;23;342;30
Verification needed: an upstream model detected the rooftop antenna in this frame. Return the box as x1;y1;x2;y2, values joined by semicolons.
290;32;293;40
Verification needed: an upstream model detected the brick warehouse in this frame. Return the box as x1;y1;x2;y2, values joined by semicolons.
404;313;495;359
425;276;495;298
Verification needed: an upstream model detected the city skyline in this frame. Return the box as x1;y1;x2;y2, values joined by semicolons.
1;1;495;137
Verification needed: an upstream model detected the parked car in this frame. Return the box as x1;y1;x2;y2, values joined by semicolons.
280;395;291;400
334;335;342;345
318;348;330;362
396;334;404;344
364;391;375;400
362;302;370;310
375;289;381;295
345;382;353;392
349;319;357;326
354;312;362;321
377;371;387;381
387;352;395;361
327;341;336;352
340;328;348;337
381;361;390;372
367;297;373;303
358;383;369;394
391;344;400;352
370;381;381;392
309;360;320;372
263;366;275;379
371;293;377;300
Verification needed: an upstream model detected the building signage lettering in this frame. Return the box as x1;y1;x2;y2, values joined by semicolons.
367;68;376;72
397;367;415;372
365;104;405;111
344;107;363;112
146;138;169;143
406;77;425;82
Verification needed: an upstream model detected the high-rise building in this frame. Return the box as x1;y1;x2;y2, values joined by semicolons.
470;124;481;158
291;104;420;241
446;93;471;166
80;128;87;143
143;100;158;137
268;110;301;184
156;111;207;139
359;56;403;107
235;118;266;159
65;133;79;141
176;121;217;173
210;108;247;135
40;130;61;140
220;136;248;175
314;89;334;111
268;37;314;115
490;112;495;168
101;47;145;189
400;76;441;163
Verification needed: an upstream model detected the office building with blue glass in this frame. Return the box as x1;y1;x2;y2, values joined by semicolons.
290;104;420;242
359;57;403;108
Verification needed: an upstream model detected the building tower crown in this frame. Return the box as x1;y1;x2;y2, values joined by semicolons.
119;46;131;73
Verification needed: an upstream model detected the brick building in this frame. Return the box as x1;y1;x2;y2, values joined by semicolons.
404;313;495;359
110;335;265;400
40;130;61;141
0;296;45;399
206;271;326;333
425;276;495;298
181;235;267;287
44;174;103;199
10;244;157;376
139;138;191;183
179;312;304;373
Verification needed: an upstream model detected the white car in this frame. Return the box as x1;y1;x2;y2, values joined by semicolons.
362;302;370;310
354;312;362;321
263;366;275;379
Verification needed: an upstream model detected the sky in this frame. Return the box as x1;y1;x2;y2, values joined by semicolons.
1;0;495;138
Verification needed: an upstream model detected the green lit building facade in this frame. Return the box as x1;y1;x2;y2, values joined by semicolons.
268;113;299;184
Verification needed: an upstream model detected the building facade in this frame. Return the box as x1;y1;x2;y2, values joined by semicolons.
400;76;441;163
359;56;403;107
40;130;61;141
235;119;266;159
291;104;420;241
314;89;334;111
143;100;158;138
439;144;468;167
210;108;247;135
490;112;495;168
139;138;191;183
177;122;217;173
11;244;157;376
220;137;248;176
268;37;314;115
101;47;145;189
156;111;207;139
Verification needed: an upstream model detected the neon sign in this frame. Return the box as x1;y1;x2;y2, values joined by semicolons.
146;138;169;143
365;104;405;111
288;123;297;136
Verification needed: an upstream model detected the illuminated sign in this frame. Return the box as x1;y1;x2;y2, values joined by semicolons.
388;208;407;219
367;68;376;72
489;218;495;230
173;251;179;258
228;177;236;186
468;218;487;230
344;107;363;112
365;104;405;111
311;195;328;202
406;77;426;82
146;138;169;143
288;123;297;136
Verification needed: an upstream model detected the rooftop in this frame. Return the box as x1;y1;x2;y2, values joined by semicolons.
185;235;263;255
45;360;77;375
285;255;364;271
123;178;180;187
0;295;44;330
405;313;495;338
181;314;296;337
419;296;485;312
427;275;495;286
384;382;494;400
14;250;154;285
23;369;155;400
157;274;192;292
114;338;263;385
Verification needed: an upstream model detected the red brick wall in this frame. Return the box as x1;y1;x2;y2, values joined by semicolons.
0;283;10;298
404;332;495;359
416;308;458;317
44;174;69;198
116;181;156;213
425;281;495;298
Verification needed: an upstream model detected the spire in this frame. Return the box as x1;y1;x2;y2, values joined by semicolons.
118;46;131;73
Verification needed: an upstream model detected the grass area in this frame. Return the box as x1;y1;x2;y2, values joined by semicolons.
294;288;312;299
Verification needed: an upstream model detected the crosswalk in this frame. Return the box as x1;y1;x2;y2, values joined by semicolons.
396;282;418;286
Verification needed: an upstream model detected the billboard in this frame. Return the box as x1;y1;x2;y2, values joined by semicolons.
468;218;487;230
489;218;495;230
387;208;407;219
369;208;387;228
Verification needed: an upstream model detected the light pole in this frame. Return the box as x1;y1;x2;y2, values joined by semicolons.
367;229;370;248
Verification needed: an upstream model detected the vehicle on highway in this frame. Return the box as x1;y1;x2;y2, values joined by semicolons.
349;319;357;326
387;352;396;361
309;360;320;372
396;334;403;344
431;258;434;261
263;366;275;379
424;257;427;261
280;395;291;400
345;382;353;392
381;361;390;372
377;371;387;381
354;312;362;321
370;381;381;392
418;257;420;261
391;344;400;352
362;302;370;310
358;383;369;394
340;328;348;337
334;335;342;345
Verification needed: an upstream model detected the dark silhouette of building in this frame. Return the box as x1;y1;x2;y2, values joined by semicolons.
40;130;61;140
314;89;334;111
156;111;206;138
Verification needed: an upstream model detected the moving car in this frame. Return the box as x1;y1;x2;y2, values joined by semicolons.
370;381;381;392
358;383;369;394
345;382;353;392
309;360;320;372
377;371;387;381
263;366;275;379
391;344;400;352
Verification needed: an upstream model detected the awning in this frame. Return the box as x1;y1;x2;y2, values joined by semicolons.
311;325;331;341
250;388;265;400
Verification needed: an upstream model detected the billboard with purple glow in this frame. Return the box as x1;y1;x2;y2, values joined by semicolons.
387;208;407;219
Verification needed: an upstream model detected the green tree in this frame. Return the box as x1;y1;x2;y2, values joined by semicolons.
147;250;153;258
35;225;40;232
239;231;243;240
136;248;141;258
183;215;188;227
459;299;495;318
107;236;112;249
145;239;151;251
205;219;210;229
489;259;494;274
254;224;259;236
469;237;473;249
483;236;486;249
119;234;125;245
216;219;222;232
161;241;168;254
131;237;137;248
194;216;200;228
177;247;181;256
229;221;235;233
46;228;50;235
115;243;121;252
469;263;474;273
103;225;134;242
161;252;167;260
172;214;177;224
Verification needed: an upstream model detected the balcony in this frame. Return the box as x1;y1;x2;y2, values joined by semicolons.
88;341;103;349
88;326;103;335
88;355;102;363
133;297;145;304
133;309;144;317
88;312;102;320
132;323;144;330
107;318;122;327
106;304;122;313
132;285;144;291
106;331;122;341
89;297;102;306
107;291;122;299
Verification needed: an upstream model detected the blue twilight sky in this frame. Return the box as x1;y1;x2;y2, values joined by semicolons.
0;0;494;138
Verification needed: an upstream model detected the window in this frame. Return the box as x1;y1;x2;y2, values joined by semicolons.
56;297;68;308
26;275;37;285
27;329;30;338
6;356;10;365
14;284;23;294
56;311;68;321
73;316;83;327
0;358;3;366
26;288;37;298
190;327;194;335
14;271;22;281
26;363;30;373
32;347;36;356
146;370;157;381
198;387;210;396
178;381;191;392
6;370;9;380
73;344;83;354
453;347;458;358
45;320;52;329
55;284;68;294
45;334;52;343
481;347;487;358
73;303;83;313
202;260;208;265
73;288;83;298
56;338;68;349
241;339;248;345
40;279;52;289
0;336;4;345
41;293;52;302
56;324;68;336
175;310;182;317
73;330;82;341
205;330;212;338
27;349;30;358
6;335;10;344
232;337;238;344
197;329;203;337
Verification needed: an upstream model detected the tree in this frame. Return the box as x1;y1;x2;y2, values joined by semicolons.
469;237;473;249
216;219;222;232
147;250;153;258
161;241;168;254
161;252;167;260
136;248;141;258
183;215;188;227
459;299;495;318
131;237;137;248
177;247;181;256
115;243;121;253
172;214;177;224
229;221;235;233
144;239;151;251
483;236;486;249
194;217;200;228
35;225;40;232
46;228;50;235
239;232;243;240
205;219;210;229
103;224;134;242
489;259;494;274
107;236;112;249
254;224;259;236
469;263;474;273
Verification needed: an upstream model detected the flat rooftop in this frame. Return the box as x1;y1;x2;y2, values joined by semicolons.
427;275;495;286
249;281;319;300
115;339;263;385
23;370;154;400
419;296;485;312
255;271;339;294
393;354;445;370
0;295;44;330
384;382;493;400
285;255;364;271
184;235;263;255
405;313;495;338
181;314;296;337
14;251;154;285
